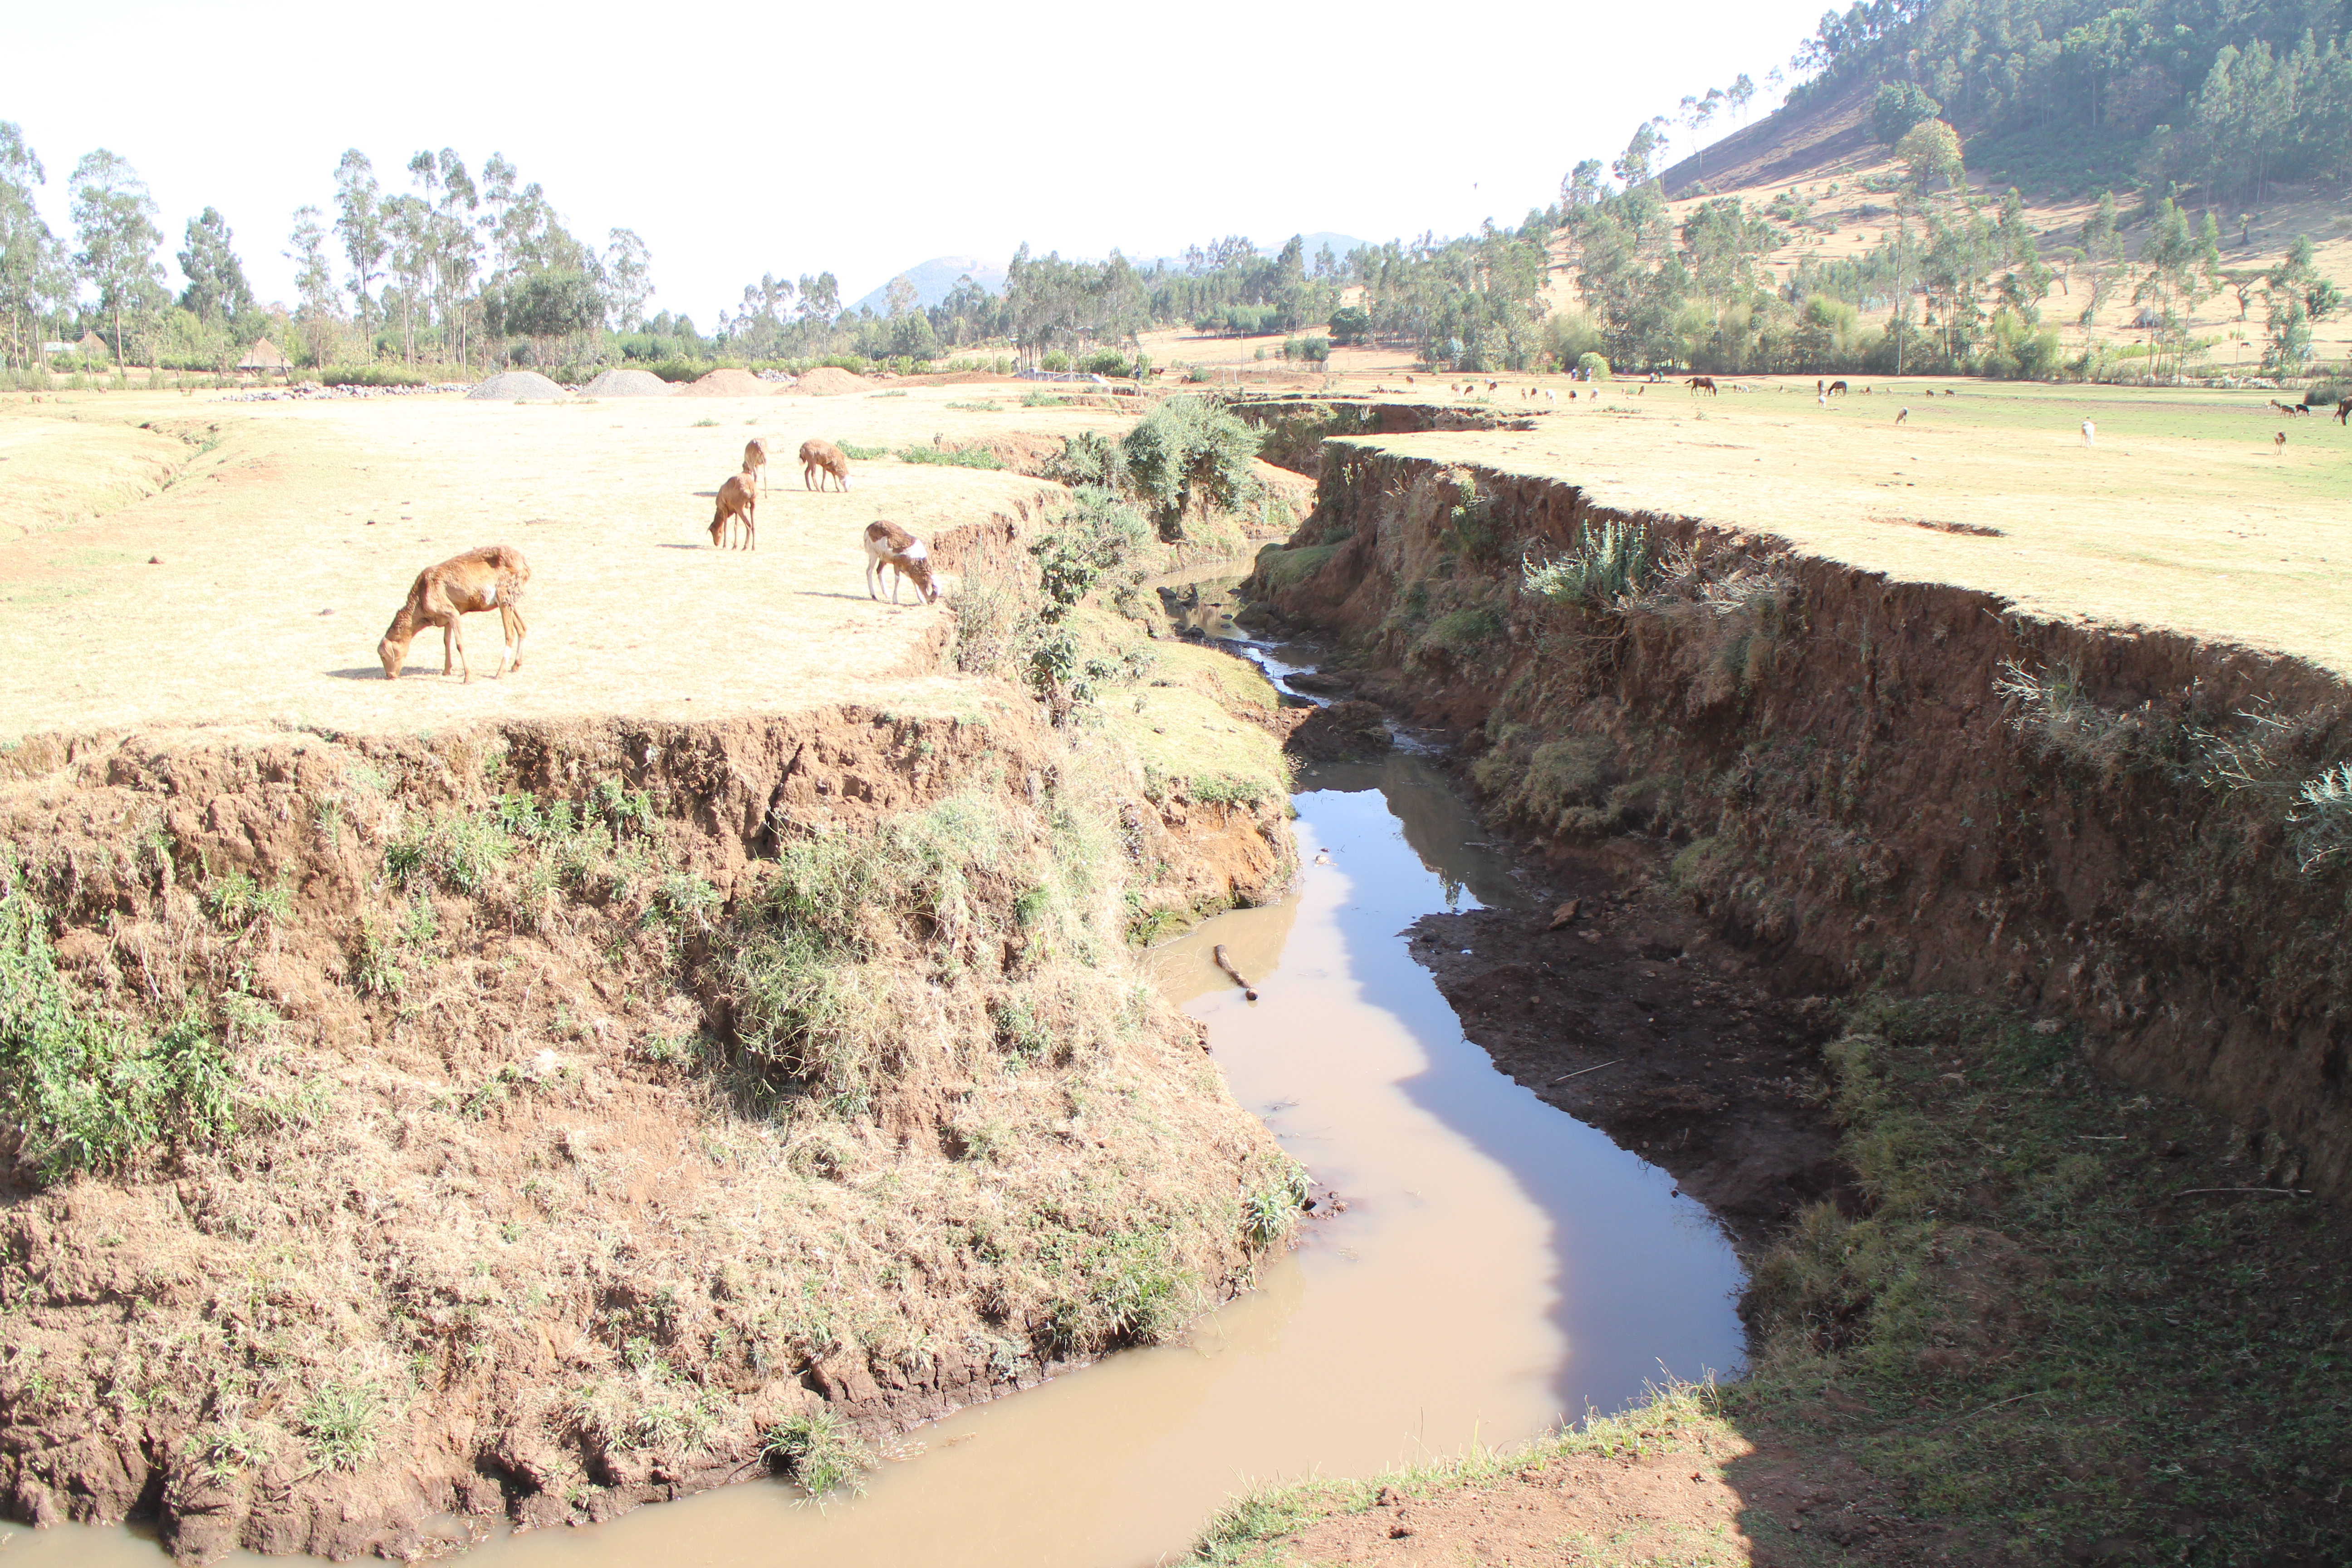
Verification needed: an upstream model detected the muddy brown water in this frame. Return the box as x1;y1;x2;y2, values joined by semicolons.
24;680;1744;1568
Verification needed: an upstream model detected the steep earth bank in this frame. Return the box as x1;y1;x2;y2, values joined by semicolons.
0;675;1298;1558
1246;436;2352;1204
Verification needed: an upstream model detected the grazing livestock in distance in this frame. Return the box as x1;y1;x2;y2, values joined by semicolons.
710;470;758;549
378;545;529;682
2337;400;2351;426
742;437;769;491
1827;379;1850;396
800;438;852;491
864;521;940;604
1896;407;1909;425
2276;430;2288;455
2082;419;2095;445
1686;375;1719;394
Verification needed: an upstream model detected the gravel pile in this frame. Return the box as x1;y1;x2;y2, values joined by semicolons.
466;371;570;401
578;368;676;397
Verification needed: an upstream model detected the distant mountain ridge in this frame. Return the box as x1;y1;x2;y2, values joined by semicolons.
850;233;1376;314
848;256;1008;315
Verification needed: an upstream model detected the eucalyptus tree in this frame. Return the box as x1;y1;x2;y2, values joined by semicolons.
0;122;66;368
69;149;165;368
333;150;387;331
175;207;252;325
284;204;343;364
602;229;653;331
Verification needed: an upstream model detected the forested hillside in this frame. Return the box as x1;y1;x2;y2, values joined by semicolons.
1790;0;2352;201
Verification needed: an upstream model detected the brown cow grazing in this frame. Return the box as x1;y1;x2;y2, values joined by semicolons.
1686;375;1719;394
710;470;758;549
863;521;939;604
742;437;769;492
800;438;852;491
1896;406;1910;424
378;545;529;682
1827;379;1850;396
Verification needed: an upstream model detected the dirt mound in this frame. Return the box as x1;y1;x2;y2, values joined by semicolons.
577;368;675;397
786;365;873;397
675;368;775;398
465;371;568;401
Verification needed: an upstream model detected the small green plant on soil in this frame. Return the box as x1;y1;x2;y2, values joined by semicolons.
692;417;719;427
836;441;888;461
1022;390;1075;407
0;882;243;1181
762;1407;871;1497
1521;520;1656;608
2285;760;2352;871
944;400;999;412
894;440;1004;469
298;1380;382;1473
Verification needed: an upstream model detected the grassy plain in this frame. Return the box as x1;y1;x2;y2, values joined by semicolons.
0;386;1141;743
1308;372;2352;676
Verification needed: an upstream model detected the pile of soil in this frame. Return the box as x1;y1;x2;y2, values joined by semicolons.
786;365;872;397
675;368;775;397
465;371;568;401
577;368;675;397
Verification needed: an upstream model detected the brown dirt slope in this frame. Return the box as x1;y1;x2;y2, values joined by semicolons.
0;691;1300;1562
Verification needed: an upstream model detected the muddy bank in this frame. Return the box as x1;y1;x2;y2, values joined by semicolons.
0;693;1297;1560
1245;439;2352;1204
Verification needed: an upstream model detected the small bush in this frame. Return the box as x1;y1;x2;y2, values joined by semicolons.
1121;397;1264;543
298;1381;381;1473
761;1408;871;1497
0;886;242;1180
1039;350;1072;372
894;441;1004;469
1522;521;1656;608
1577;351;1610;381
1992;660;2150;776
2286;761;2352;872
836;441;888;461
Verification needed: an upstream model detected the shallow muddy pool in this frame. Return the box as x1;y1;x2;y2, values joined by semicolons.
26;731;1744;1568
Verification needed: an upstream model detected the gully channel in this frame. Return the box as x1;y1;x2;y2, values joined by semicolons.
24;636;1749;1568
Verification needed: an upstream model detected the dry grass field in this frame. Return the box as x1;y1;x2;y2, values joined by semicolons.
1303;371;2352;676
0;387;1142;743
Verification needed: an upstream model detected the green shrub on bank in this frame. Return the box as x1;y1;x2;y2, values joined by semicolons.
762;1407;872;1497
1522;520;1655;608
836;441;888;461
0;885;241;1180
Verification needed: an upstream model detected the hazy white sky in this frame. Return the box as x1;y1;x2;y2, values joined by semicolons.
10;0;1831;324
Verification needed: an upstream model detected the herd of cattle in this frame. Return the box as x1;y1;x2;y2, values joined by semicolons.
375;432;937;683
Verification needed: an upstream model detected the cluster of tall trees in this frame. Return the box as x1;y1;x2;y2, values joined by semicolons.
0;124;657;372
1789;0;2352;202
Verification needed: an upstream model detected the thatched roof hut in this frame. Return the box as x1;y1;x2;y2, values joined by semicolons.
237;338;292;371
74;331;107;358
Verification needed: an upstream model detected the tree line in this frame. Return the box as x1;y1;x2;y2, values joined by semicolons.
0;126;656;373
